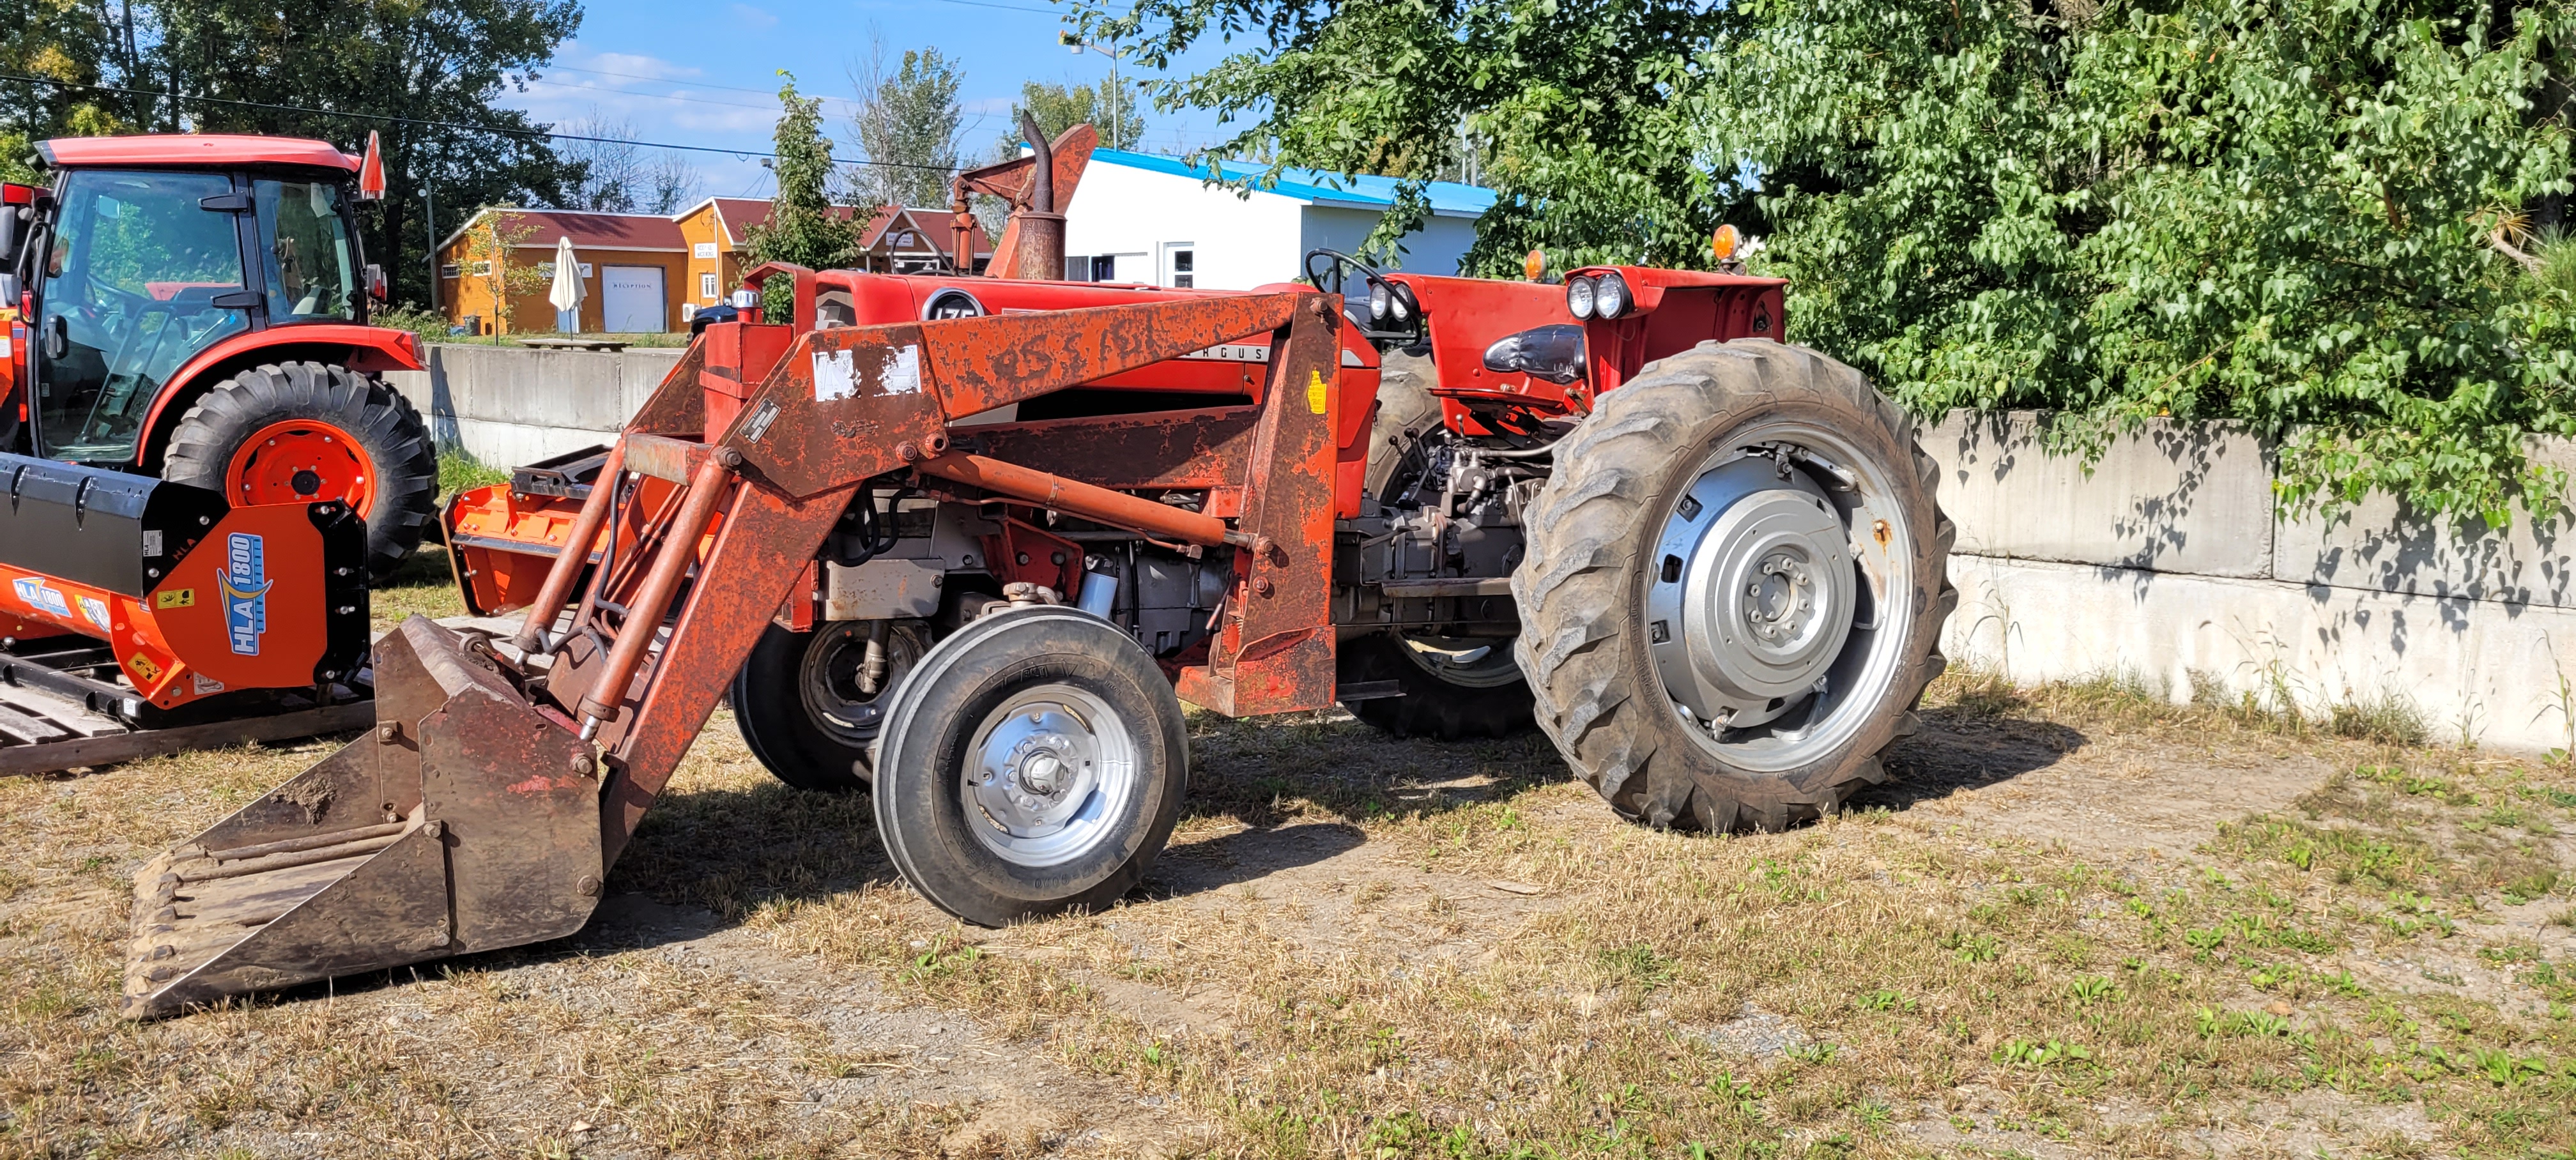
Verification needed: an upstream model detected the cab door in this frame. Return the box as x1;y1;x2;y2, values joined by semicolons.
33;169;255;464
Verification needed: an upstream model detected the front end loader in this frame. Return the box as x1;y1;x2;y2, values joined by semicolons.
125;146;1956;1019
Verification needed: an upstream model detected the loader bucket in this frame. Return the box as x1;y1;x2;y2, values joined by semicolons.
123;616;604;1018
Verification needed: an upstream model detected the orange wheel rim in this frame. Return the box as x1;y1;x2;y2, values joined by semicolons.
222;420;378;516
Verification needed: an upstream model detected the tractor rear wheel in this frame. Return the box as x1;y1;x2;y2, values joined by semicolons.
160;361;438;583
872;606;1188;926
1342;350;1538;738
733;620;931;791
1511;339;1956;832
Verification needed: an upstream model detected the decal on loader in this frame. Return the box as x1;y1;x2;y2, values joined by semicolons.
221;533;272;656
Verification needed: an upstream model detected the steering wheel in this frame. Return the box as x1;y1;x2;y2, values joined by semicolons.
1302;248;1383;299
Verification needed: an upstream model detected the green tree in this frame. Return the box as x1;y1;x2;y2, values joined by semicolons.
745;72;864;314
144;0;581;312
1006;77;1146;154
1707;0;2576;524
1081;0;1741;271
850;45;963;208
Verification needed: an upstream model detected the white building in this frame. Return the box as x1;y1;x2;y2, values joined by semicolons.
1061;149;1497;291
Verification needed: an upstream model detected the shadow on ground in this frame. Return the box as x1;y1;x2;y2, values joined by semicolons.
1857;706;2089;812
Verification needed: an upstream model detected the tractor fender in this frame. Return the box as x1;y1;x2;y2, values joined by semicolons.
130;325;426;469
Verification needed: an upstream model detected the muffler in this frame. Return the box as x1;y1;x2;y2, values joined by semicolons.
123;616;603;1018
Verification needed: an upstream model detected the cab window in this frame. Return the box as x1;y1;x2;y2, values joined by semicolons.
256;179;356;321
35;169;250;462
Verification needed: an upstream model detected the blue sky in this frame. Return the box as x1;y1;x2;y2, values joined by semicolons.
493;0;1245;202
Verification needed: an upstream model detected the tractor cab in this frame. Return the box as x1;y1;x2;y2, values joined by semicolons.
1;135;390;466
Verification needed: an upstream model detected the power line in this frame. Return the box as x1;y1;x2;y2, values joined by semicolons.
0;70;967;171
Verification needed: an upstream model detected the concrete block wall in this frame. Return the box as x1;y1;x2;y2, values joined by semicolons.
1926;413;2576;752
385;343;684;469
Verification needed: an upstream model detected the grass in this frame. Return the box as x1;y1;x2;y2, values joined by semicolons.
0;666;2570;1156
434;447;509;501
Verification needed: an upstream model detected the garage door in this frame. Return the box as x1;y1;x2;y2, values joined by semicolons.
601;266;666;333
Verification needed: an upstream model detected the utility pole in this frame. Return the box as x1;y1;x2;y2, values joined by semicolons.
424;181;439;313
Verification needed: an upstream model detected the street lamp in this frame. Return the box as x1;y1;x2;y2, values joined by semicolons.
1058;31;1126;151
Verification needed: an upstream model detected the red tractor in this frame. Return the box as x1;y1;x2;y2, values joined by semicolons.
118;126;1955;1018
1;134;437;583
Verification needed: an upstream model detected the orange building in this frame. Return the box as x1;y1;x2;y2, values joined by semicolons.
672;199;993;319
435;210;691;335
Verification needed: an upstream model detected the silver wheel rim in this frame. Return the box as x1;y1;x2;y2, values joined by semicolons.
1643;421;1915;773
962;683;1140;867
1392;632;1523;689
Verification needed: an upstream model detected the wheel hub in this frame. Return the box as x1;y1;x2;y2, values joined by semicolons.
965;687;1138;867
1645;454;1857;731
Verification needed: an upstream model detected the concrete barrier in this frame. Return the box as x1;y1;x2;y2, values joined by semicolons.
386;343;684;469
1925;412;2576;753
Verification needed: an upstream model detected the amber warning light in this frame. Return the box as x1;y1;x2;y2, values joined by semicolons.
1523;249;1546;281
1712;224;1740;264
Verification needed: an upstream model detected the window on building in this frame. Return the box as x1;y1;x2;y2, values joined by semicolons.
537;262;555;279
1063;255;1092;282
472;261;491;276
439;264;461;279
1170;247;1195;289
700;272;718;299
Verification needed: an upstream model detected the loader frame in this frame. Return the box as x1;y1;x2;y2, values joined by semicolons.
125;287;1346;1016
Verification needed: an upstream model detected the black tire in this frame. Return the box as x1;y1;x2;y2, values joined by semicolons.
1363;350;1444;503
873;606;1188;926
733;620;931;791
1338;631;1534;739
1511;339;1956;832
1342;351;1540;738
161;361;438;583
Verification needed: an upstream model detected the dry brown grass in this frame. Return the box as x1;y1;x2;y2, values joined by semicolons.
1;666;2571;1157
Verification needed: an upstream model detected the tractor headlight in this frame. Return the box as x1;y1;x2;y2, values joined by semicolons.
1368;280;1392;322
1595;271;1630;319
729;287;762;310
1388;284;1412;321
1567;275;1597;319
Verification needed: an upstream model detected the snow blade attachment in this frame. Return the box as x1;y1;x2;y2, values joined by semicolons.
123;615;603;1019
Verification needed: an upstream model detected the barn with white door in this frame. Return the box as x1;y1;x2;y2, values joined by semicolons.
1061;149;1496;291
435;209;689;336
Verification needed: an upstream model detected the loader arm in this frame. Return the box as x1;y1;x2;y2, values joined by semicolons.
124;291;1344;1018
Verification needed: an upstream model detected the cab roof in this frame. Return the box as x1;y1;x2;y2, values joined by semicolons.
35;134;360;173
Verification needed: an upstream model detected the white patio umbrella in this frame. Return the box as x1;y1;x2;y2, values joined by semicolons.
546;234;584;333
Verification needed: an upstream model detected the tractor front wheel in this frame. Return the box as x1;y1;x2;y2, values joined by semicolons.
872;606;1188;926
160;361;438;583
1512;339;1956;832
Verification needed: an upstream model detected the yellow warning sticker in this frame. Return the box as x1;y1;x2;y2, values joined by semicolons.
128;654;163;683
1307;369;1329;415
156;588;195;609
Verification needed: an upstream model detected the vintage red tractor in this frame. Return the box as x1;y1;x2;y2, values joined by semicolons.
118;125;1954;1018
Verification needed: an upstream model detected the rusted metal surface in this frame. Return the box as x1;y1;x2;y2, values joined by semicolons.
507;441;624;653
917;452;1245;549
598;480;857;862
722;294;1300;501
1174;296;1345;717
123;616;602;1018
951;123;1095;277
573;457;737;733
620;434;721;484
953;407;1261;491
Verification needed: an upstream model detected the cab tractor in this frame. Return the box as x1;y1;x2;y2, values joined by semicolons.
118;122;1956;1019
0;134;434;769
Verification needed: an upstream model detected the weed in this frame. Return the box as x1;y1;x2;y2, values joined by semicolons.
2067;976;2120;1007
1993;1039;2094;1069
1857;988;1915;1013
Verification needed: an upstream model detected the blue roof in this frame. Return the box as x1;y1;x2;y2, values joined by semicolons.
1090;148;1498;218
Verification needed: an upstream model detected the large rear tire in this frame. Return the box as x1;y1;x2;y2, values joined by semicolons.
161;361;438;583
733;620;931;792
1342;351;1539;738
1512;339;1955;832
873;606;1188;926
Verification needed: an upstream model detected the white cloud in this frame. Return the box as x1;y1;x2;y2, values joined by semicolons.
727;3;779;27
